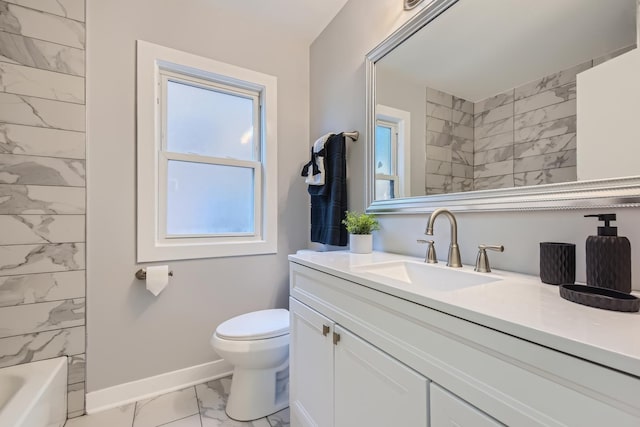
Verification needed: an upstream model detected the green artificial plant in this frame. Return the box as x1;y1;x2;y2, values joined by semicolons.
342;211;380;235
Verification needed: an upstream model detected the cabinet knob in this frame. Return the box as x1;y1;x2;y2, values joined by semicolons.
322;324;330;336
333;332;341;345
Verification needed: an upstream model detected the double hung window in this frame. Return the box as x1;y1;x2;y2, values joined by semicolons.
137;41;277;261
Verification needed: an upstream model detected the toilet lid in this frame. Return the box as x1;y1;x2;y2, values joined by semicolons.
216;309;289;340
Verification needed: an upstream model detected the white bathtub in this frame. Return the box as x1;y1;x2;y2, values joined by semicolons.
0;357;67;427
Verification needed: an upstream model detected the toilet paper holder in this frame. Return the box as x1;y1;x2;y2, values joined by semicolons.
135;268;174;280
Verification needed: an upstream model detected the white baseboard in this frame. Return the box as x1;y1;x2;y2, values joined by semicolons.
85;359;233;414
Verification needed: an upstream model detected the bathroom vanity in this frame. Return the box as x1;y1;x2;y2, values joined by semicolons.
288;251;640;427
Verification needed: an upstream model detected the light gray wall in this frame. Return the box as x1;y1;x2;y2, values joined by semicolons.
87;0;309;391
0;0;86;417
311;0;640;291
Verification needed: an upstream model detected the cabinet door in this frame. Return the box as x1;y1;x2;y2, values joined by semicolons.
431;383;503;427
334;325;428;427
289;298;334;427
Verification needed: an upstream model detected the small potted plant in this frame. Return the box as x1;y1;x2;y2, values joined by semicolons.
342;211;380;254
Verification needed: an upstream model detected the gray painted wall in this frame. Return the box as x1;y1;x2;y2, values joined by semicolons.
86;0;309;391
0;0;86;417
311;0;640;290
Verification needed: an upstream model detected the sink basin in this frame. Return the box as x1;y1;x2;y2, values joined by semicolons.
352;260;501;291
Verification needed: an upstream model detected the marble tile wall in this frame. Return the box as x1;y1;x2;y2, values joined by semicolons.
0;0;86;418
472;45;635;191
425;88;474;194
423;44;635;193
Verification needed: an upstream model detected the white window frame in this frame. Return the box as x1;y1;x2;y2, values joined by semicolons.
376;104;411;198
375;119;400;198
136;40;277;262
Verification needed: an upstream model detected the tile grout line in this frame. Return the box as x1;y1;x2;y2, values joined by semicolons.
0;89;86;106
0;152;87;161
193;384;204;427
0;121;87;135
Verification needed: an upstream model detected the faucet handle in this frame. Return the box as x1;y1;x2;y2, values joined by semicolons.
417;239;437;264
474;244;504;273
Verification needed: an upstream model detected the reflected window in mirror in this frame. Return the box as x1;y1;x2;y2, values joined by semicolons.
375;120;398;200
375;105;412;200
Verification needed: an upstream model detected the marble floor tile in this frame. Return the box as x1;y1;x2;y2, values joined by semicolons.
64;403;135;427
160;414;202;427
267;407;290;427
133;387;199;427
62;376;289;427
196;378;272;427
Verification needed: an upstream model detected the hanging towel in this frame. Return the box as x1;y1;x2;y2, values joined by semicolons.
301;133;332;186
309;133;348;246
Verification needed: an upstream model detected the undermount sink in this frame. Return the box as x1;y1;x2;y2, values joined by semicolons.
352;260;501;291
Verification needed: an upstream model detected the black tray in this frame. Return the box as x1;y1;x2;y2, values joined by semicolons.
559;284;640;312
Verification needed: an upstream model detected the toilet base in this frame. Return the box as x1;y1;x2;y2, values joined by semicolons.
226;360;289;421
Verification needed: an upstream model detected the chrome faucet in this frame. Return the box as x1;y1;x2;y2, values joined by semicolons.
425;208;462;268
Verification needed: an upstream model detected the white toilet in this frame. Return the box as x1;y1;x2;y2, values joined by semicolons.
211;309;290;421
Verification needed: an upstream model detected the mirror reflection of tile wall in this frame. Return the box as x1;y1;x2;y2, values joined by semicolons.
424;44;635;194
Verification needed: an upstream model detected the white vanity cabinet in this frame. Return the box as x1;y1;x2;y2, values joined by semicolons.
289;256;640;427
430;384;502;427
289;297;428;427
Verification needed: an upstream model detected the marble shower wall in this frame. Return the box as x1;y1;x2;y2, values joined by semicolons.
473;45;636;190
425;88;474;194
0;0;86;418
474;67;580;190
423;45;636;193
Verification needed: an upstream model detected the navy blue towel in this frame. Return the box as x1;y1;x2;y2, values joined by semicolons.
308;133;348;246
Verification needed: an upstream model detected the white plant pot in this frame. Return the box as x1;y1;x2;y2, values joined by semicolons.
349;234;373;254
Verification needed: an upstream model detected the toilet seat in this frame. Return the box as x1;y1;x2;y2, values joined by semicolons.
216;309;289;341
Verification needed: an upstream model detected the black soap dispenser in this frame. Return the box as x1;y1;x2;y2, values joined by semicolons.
584;214;631;293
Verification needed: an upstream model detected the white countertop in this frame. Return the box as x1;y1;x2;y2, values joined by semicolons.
289;250;640;378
